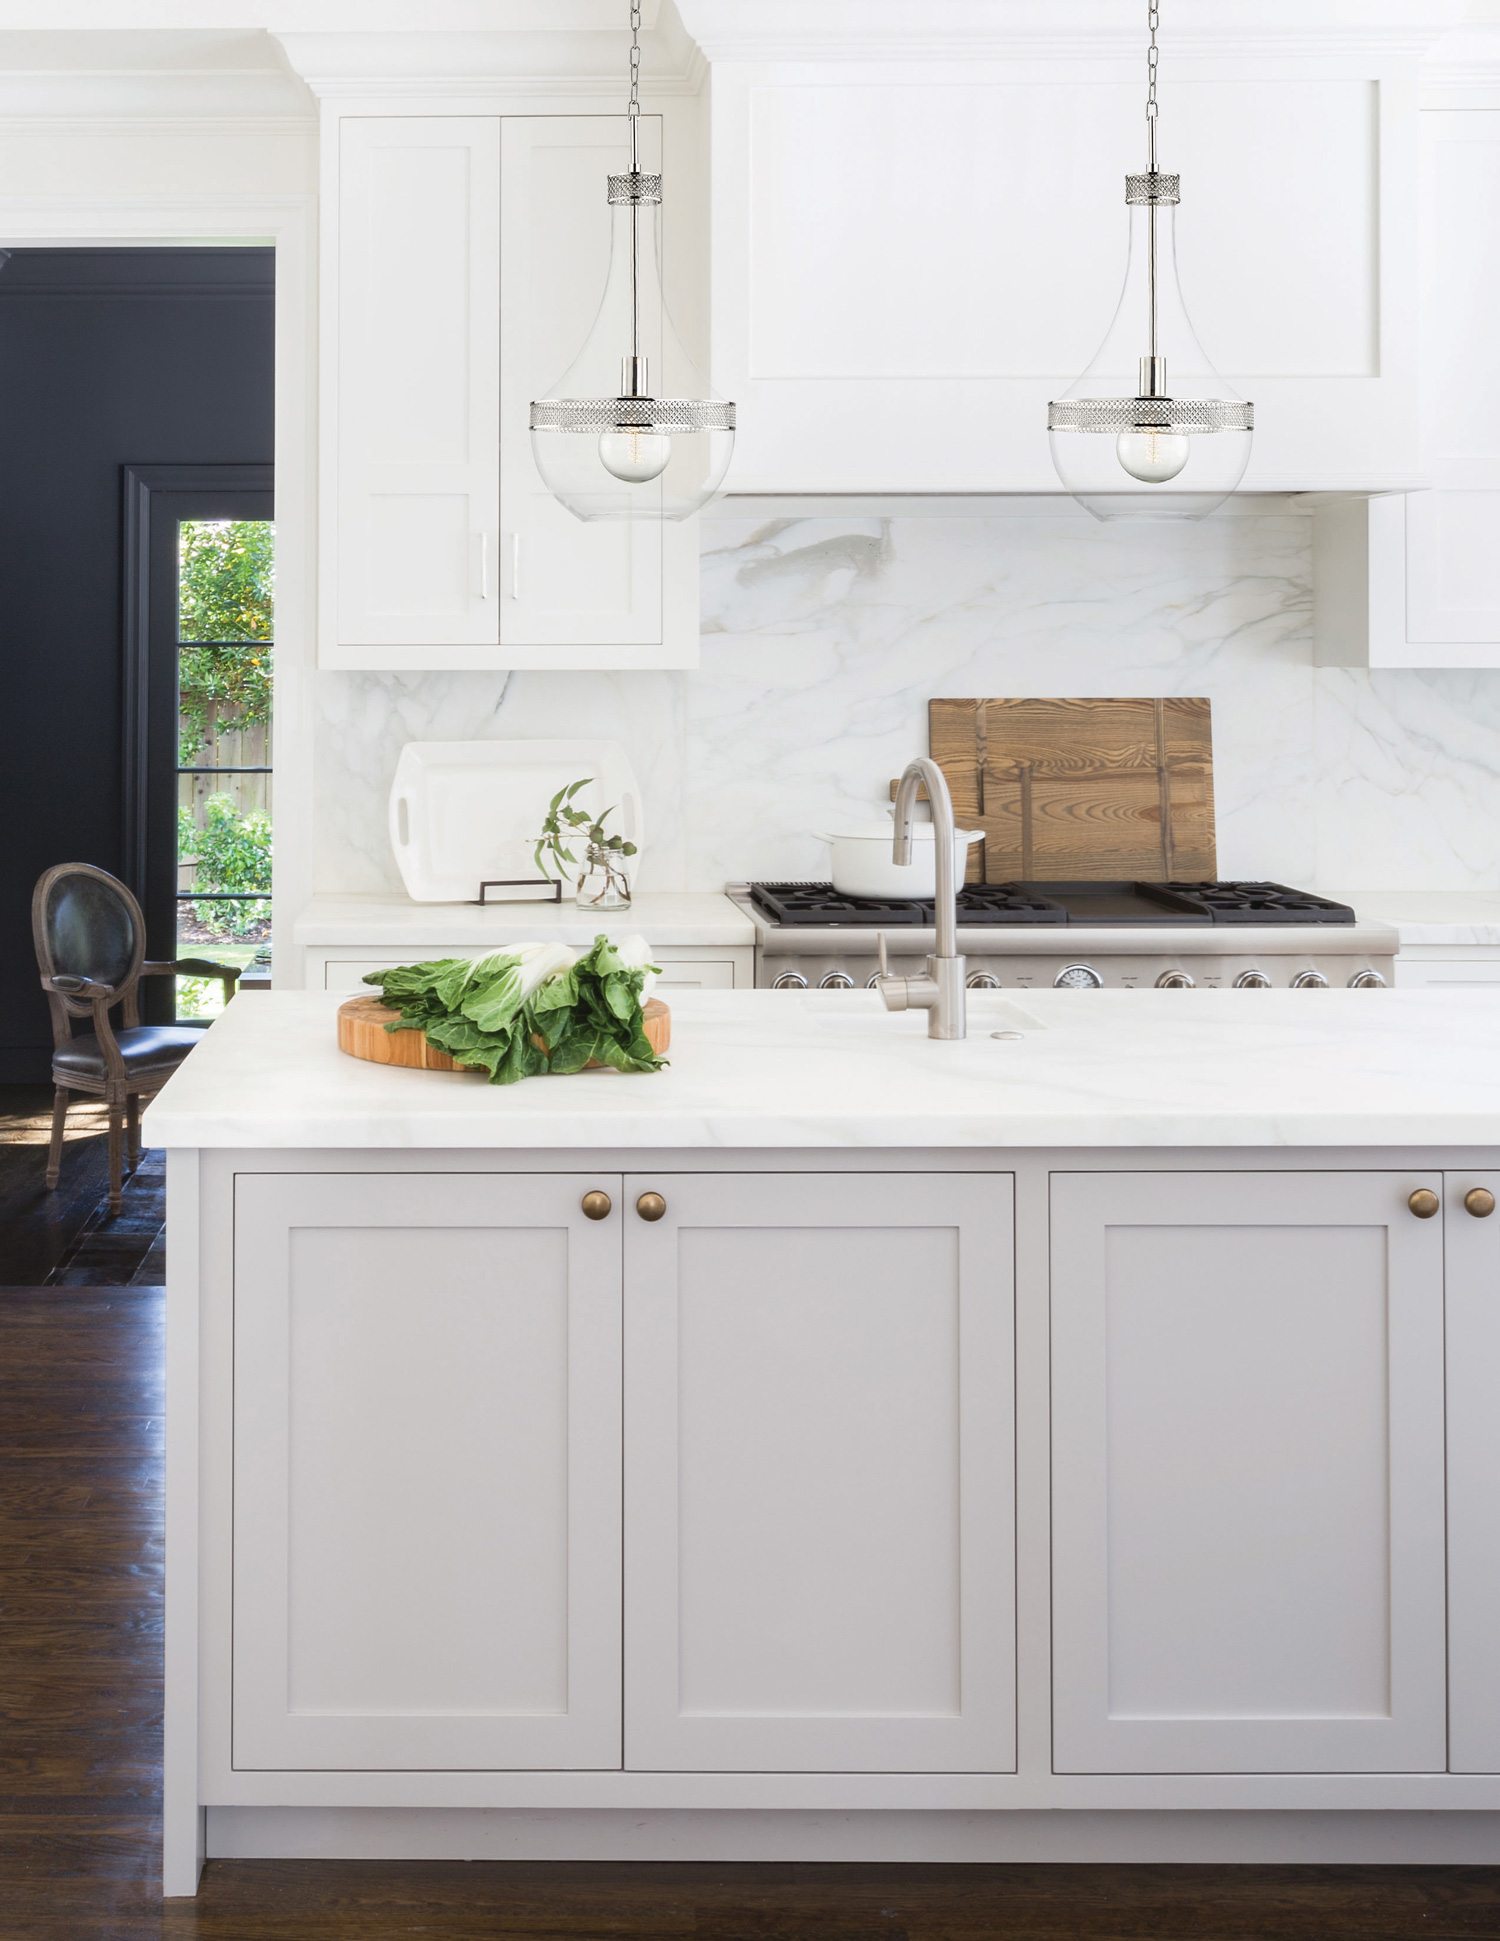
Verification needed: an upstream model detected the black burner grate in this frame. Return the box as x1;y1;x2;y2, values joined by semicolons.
747;882;1069;926
746;880;1357;928
1161;882;1356;925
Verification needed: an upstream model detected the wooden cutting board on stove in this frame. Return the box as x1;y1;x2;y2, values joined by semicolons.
906;697;1216;885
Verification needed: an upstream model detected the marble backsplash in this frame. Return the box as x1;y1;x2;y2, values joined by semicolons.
314;503;1500;897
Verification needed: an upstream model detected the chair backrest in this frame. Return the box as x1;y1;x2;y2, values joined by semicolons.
32;863;146;1033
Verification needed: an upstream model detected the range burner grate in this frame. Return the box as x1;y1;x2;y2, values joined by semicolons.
746;882;1069;926
746;880;1357;928
1162;882;1356;926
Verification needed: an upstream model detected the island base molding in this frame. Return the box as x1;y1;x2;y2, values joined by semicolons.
205;1807;1500;1868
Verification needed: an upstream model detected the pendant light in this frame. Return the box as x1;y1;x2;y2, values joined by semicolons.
529;0;735;522
1047;1;1252;521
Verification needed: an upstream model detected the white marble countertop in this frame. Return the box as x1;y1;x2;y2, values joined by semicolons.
1330;893;1500;950
143;986;1500;1151
291;891;755;950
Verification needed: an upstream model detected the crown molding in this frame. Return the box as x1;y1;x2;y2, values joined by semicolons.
675;0;1466;62
1422;25;1500;108
0;67;313;122
273;28;702;98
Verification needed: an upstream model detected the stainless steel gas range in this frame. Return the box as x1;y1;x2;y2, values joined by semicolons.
730;880;1400;992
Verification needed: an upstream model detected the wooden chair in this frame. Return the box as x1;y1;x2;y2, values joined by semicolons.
32;863;240;1213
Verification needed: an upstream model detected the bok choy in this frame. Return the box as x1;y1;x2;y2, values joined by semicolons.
362;934;665;1085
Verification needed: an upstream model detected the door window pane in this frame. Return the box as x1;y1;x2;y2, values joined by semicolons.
176;519;274;1021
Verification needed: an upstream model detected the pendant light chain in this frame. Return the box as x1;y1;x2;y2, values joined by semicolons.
628;0;643;171
1145;0;1160;372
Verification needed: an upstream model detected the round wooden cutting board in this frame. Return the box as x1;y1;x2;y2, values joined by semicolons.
337;993;671;1073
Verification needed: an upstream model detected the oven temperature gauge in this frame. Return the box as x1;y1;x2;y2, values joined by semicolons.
1054;963;1104;989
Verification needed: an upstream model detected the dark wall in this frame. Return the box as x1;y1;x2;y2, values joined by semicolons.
0;248;274;1083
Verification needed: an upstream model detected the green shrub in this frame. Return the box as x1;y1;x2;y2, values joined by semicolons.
178;794;272;938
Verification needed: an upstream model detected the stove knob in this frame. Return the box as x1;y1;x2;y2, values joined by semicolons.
818;971;855;990
966;971;1001;989
1348;969;1387;989
1054;964;1103;989
771;971;808;990
1234;969;1273;989
1292;969;1330;989
1155;969;1196;989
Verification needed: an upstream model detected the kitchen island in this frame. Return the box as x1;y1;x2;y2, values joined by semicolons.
148;988;1500;1893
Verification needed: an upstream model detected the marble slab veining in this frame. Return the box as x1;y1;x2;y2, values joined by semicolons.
313;506;1500;904
144;987;1500;1151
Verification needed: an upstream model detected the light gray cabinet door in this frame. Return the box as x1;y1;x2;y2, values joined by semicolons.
1051;1169;1447;1775
232;1172;622;1771
624;1171;1015;1773
1446;1168;1500;1772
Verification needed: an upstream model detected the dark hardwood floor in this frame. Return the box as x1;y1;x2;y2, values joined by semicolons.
0;1086;165;1287
1;1107;1499;1935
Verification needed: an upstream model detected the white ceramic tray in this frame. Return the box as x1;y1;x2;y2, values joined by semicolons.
388;740;644;904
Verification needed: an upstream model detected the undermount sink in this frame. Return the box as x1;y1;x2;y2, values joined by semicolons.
803;993;1045;1036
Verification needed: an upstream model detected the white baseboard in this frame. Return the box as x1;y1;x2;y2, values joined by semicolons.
206;1807;1500;1866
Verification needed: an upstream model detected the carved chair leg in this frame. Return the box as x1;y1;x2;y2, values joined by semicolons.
106;1097;125;1215
45;1086;68;1190
125;1093;141;1170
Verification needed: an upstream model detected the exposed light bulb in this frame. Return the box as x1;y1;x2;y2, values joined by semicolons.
1116;427;1191;483
598;428;673;483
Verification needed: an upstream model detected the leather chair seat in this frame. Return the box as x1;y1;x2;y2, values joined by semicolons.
53;1024;205;1082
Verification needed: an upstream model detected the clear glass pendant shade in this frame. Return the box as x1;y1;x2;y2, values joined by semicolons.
1048;183;1252;521
530;186;734;522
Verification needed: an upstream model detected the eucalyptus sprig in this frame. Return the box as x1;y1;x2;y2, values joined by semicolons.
533;778;638;892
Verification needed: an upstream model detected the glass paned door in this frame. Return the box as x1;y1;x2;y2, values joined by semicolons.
175;519;274;1021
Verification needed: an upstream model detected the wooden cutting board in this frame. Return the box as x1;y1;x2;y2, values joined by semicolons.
337;995;671;1072
919;697;1215;883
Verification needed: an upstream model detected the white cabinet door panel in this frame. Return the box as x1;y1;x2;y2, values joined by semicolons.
1446;1169;1500;1772
1051;1169;1445;1774
499;117;666;655
232;1172;622;1771
336;119;500;649
625;1171;1015;1772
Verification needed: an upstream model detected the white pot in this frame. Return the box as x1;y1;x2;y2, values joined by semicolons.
815;821;985;899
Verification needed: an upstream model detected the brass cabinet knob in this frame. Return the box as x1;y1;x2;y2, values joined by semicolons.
1466;1188;1497;1219
636;1192;667;1222
1408;1188;1441;1220
580;1190;612;1221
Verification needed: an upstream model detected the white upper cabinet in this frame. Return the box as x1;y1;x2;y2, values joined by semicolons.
680;2;1441;495
333;118;501;657
1316;96;1500;668
321;108;698;671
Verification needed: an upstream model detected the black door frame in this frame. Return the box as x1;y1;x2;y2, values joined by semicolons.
121;463;274;1017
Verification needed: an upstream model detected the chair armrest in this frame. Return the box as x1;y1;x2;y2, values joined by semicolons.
43;973;117;1000
143;958;241;998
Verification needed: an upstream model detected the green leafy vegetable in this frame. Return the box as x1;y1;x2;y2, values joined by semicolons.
361;935;666;1085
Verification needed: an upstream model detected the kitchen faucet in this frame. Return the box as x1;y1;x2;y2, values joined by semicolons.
876;757;967;1040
